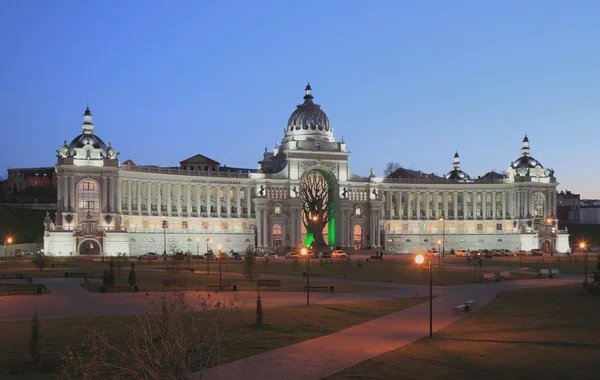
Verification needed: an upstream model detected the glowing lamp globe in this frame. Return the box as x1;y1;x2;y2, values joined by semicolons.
415;254;425;265
301;248;307;256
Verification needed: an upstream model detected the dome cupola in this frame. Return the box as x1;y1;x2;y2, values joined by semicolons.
445;151;470;180
284;84;333;143
510;135;543;171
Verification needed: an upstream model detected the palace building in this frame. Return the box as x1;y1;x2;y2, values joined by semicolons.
43;85;569;256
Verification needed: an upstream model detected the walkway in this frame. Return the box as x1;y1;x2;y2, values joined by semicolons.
192;277;578;380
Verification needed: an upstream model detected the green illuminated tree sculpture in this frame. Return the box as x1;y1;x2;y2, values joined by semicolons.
301;171;330;249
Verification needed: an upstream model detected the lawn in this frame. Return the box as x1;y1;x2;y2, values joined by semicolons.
252;259;533;285
451;254;600;275
0;296;427;379
327;284;600;380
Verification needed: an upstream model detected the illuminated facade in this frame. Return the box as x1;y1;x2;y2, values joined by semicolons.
44;87;569;255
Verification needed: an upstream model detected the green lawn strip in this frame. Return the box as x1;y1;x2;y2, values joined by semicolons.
0;297;427;379
327;284;600;380
79;270;387;293
444;255;600;275
253;260;531;285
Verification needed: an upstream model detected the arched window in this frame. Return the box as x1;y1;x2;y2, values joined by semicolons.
353;224;363;249
77;180;100;221
272;224;282;247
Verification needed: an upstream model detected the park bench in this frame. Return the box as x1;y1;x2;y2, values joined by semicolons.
304;286;330;292
370;256;383;260
64;272;87;278
537;269;551;278
498;271;512;281
53;263;71;268
452;304;468;315
0;274;25;280
207;284;235;291
1;285;43;296
162;279;188;290
549;269;562;278
480;272;497;282
85;276;103;283
256;279;281;291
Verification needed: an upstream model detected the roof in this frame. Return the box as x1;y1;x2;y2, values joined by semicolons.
219;166;259;174
179;154;220;166
388;167;439;179
482;170;504;179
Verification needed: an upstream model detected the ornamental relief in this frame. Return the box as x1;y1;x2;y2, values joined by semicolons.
298;160;338;178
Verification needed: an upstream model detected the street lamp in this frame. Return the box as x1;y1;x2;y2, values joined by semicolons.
162;218;168;257
301;247;310;306
580;242;587;283
437;239;442;269
546;217;554;254
439;217;445;257
206;238;212;275
217;243;223;290
5;237;13;270
415;253;432;339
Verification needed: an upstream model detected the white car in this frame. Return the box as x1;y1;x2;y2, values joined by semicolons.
268;254;279;260
332;250;347;259
455;250;470;257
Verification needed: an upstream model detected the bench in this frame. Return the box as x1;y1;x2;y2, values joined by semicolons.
65;272;87;278
304;286;330;292
162;279;188;290
498;271;512;281
85;276;103;283
0;274;25;280
1;285;43;296
537;269;551;278
53;263;71;268
105;285;133;293
207;284;234;291
549;269;561;278
257;279;281;291
480;272;497;282
370;256;383;260
452;304;467;315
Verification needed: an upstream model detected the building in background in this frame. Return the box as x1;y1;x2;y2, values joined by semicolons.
43;86;569;256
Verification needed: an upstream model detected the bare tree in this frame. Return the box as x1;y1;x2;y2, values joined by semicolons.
383;161;401;177
59;292;242;380
301;171;331;249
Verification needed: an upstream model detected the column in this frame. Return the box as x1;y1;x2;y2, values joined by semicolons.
226;186;231;217
116;179;122;213
70;176;76;212
147;182;152;215
195;185;200;215
60;176;67;212
375;210;381;247
262;208;268;247
502;191;506;219
205;185;211;215
102;177;108;213
482;191;487;219
127;181;132;214
157;183;162;215
236;187;241;216
137;181;142;214
185;184;191;214
216;186;221;216
394;192;400;218
404;192;410;217
433;191;438;218
370;210;376;247
256;208;262;246
387;191;393;217
552;190;557;217
462;191;467;218
415;191;420;218
425;191;430;219
247;186;253;216
176;185;182;215
472;191;477;217
492;191;497;219
166;183;172;215
516;189;521;218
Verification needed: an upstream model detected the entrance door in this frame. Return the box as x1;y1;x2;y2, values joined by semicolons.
540;240;551;254
80;240;101;255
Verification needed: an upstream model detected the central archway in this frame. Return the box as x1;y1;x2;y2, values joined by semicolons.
79;239;101;255
301;169;336;249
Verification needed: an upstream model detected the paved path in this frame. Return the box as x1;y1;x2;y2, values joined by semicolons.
192;277;579;380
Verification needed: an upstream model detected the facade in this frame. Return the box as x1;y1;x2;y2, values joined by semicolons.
44;86;570;256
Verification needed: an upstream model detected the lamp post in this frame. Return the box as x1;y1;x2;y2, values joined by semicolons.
415;254;432;338
206;238;212;274
5;237;13;270
439;217;445;257
218;243;223;289
437;239;442;269
580;242;587;283
162;218;168;257
301;247;310;306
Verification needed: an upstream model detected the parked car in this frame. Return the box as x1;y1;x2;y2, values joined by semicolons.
503;250;515;256
319;252;332;259
332;250;347;259
204;252;215;260
231;252;242;260
455;250;470;257
285;252;300;260
268;254;279;260
517;250;530;256
531;249;544;256
429;249;440;257
139;252;160;260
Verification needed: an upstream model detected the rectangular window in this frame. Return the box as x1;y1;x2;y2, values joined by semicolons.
477;224;483;231
496;223;502;231
182;221;188;229
274;206;281;214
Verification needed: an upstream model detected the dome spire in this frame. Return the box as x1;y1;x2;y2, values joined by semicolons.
521;134;530;156
303;82;314;104
452;152;461;170
82;105;94;134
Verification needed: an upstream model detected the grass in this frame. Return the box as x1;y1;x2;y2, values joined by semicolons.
0;296;427;379
253;259;534;285
327;284;600;380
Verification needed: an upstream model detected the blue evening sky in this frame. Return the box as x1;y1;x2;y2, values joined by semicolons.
1;1;598;197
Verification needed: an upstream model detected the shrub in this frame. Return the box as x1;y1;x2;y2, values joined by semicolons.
244;246;257;280
32;252;49;271
173;252;184;261
40;358;57;374
107;262;115;287
102;269;109;287
357;258;363;268
256;292;263;326
128;264;137;288
263;254;270;273
30;310;43;364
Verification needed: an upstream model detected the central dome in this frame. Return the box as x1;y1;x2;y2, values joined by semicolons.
284;84;334;142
